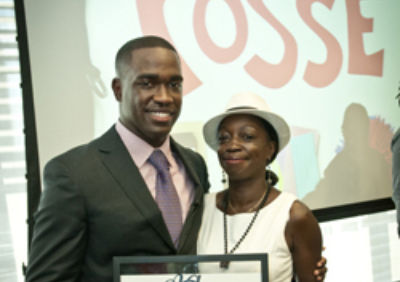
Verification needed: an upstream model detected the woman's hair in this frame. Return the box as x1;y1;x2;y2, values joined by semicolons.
259;118;280;163
266;169;279;186
262;119;279;185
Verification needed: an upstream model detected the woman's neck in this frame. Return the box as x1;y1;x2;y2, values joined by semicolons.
227;177;268;212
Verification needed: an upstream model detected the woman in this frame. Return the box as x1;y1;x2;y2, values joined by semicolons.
198;93;323;282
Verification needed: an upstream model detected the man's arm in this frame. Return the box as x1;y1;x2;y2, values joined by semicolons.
26;157;87;282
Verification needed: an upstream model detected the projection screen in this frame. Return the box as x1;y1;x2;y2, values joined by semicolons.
24;0;400;210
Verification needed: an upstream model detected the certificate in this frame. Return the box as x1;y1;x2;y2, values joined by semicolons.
113;253;268;282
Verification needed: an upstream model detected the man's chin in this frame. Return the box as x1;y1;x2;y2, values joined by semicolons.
145;125;175;146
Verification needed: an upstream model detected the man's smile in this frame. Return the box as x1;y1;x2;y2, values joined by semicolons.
147;110;174;122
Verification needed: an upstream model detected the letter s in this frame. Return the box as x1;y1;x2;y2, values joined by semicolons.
297;0;343;88
245;0;298;89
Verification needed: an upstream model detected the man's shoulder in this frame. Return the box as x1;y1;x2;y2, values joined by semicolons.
393;127;400;139
45;142;95;173
171;138;202;159
392;128;400;151
47;126;118;166
172;141;208;173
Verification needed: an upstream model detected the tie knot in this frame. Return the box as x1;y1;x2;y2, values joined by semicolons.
148;150;170;173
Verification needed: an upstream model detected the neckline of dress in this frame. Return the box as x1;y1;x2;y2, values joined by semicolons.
213;191;284;217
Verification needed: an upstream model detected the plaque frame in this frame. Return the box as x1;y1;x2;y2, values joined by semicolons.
113;253;268;282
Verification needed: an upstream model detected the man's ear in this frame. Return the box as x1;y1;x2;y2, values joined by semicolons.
112;78;122;101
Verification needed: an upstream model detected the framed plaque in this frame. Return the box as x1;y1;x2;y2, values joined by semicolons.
113;253;268;282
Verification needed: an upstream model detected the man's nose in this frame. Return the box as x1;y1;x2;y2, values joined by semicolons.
153;83;173;103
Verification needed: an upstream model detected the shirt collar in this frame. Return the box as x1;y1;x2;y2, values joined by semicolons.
115;120;175;168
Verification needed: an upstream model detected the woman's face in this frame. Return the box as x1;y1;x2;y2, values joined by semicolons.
217;114;276;181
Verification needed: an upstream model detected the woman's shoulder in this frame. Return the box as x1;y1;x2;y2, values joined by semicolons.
269;190;312;223
285;195;321;251
279;190;298;201
267;189;297;206
288;198;317;227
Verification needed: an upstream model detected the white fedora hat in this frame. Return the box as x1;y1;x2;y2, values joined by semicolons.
203;92;291;154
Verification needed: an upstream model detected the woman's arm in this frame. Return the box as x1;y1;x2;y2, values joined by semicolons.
285;200;323;282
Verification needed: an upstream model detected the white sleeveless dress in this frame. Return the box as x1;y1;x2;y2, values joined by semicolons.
197;191;297;282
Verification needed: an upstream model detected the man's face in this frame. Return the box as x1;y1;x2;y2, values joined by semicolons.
112;47;183;147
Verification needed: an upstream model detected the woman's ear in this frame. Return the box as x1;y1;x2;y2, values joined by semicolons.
265;140;277;163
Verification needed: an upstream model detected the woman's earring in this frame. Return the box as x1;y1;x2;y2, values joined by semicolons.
221;170;227;184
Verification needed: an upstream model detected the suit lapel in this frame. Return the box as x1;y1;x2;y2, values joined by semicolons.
171;139;202;202
94;127;174;249
170;139;204;250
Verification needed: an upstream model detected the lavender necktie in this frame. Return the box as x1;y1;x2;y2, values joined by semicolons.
148;150;183;246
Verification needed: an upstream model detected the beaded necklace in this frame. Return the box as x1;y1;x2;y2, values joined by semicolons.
220;184;271;269
228;188;268;213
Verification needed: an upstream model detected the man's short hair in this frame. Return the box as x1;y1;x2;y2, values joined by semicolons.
115;36;178;77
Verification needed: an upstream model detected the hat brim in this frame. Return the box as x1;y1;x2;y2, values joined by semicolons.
203;108;291;153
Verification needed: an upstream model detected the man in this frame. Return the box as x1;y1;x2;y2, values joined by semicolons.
26;36;209;281
26;36;326;281
392;92;400;237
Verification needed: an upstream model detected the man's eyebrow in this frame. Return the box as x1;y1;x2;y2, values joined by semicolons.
135;74;183;82
170;75;183;82
135;74;159;80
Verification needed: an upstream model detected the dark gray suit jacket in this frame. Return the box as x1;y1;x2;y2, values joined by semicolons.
392;128;400;236
26;126;210;282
